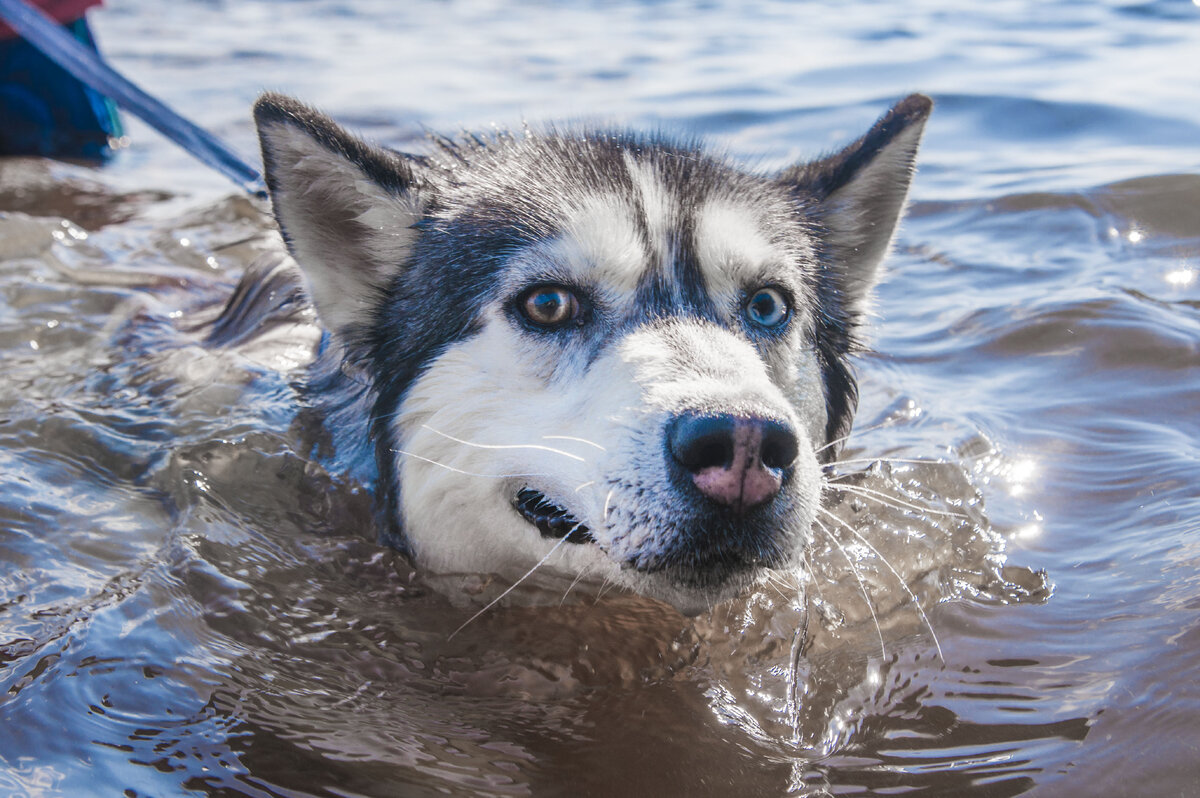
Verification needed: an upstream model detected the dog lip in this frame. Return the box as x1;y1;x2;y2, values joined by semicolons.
513;488;595;545
627;549;767;579
623;517;788;581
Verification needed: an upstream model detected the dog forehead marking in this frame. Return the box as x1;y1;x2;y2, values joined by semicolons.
622;153;677;274
250;91;934;612
692;199;782;298
531;193;647;295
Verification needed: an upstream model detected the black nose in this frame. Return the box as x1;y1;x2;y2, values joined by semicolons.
667;412;799;511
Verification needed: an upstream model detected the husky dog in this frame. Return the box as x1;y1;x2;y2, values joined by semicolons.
249;93;930;615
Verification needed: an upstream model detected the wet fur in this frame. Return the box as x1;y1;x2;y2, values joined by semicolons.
236;93;931;613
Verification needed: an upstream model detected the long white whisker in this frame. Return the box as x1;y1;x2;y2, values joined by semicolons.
392;449;552;480
801;551;825;604
815;417;900;455
602;489;615;522
595;577;619;603
560;563;594;605
769;571;803;606
764;577;790;603
814;518;886;661
818;507;944;662
543;434;606;452
369;405;410;425
421;424;586;462
448;531;575;640
827;483;968;519
831;457;942;468
574;480;596;493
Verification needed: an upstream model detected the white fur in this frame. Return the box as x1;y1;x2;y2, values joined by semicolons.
688;198;828;445
510;193;648;298
391;302;822;612
622;154;677;272
692;199;782;299
392;308;625;590
252;92;931;614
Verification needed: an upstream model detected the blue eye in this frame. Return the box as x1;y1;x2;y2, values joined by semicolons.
745;287;789;329
519;285;582;328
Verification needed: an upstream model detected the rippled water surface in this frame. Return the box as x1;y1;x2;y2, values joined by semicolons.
2;1;1199;796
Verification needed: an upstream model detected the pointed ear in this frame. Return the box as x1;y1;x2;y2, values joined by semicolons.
781;94;932;318
253;92;430;336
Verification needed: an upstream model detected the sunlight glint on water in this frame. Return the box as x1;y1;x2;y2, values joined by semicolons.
1;1;1199;796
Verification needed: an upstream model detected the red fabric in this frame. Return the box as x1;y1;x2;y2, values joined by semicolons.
0;0;104;39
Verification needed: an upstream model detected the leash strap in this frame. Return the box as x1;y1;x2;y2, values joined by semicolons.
0;0;265;196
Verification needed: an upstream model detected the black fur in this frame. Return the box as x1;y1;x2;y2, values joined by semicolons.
781;95;934;449
251;93;930;566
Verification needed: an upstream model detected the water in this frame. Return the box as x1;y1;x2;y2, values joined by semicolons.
1;1;1198;795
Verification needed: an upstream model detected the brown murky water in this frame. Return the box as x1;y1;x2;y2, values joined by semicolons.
1;2;1198;796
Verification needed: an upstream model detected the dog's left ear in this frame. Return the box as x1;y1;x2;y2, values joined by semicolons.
254;92;431;338
780;94;932;320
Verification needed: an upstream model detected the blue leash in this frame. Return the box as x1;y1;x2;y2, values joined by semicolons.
0;0;265;196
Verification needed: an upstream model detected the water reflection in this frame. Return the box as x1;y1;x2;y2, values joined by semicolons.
2;0;1200;793
1164;266;1196;287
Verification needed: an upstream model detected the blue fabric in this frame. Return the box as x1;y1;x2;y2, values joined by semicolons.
0;16;122;160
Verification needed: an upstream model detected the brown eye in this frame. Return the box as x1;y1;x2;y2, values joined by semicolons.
519;285;581;328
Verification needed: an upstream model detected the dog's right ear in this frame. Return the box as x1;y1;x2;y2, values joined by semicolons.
254;93;429;337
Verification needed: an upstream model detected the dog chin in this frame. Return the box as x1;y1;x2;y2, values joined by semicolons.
252;92;932;616
509;488;747;613
634;576;759;617
509;482;798;615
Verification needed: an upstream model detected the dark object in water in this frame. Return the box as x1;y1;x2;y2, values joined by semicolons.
0;0;263;193
0;12;121;161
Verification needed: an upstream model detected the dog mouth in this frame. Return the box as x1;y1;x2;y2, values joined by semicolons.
514;488;595;545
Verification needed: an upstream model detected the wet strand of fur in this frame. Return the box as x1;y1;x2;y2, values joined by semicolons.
761;575;793;603
594;576;620;603
784;592;812;746
799;552;820;602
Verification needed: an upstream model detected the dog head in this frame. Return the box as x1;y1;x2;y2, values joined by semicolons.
254;94;930;614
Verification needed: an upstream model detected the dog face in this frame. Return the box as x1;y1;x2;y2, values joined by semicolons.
254;94;930;614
